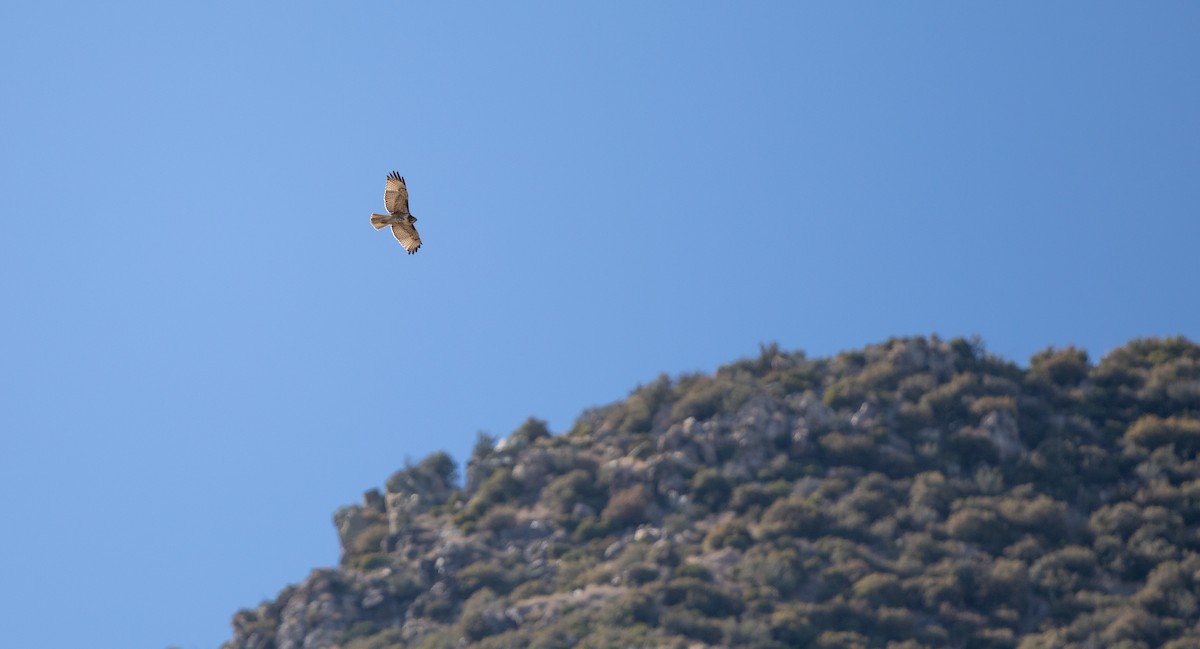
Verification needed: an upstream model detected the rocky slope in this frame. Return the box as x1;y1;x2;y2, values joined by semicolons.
223;336;1200;649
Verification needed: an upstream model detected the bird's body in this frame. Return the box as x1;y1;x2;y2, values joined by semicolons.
371;171;422;254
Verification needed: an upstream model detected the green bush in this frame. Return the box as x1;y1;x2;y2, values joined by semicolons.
343;628;405;649
1125;415;1200;455
1030;546;1098;596
970;395;1018;418
1029;346;1090;387
572;516;618;542
730;481;789;514
761;496;829;538
660;607;724;644
946;508;1005;548
671;376;755;421
603;376;671;435
351;523;389;556
623;563;661;586
690;469;733;510
770;604;817;645
387;451;458;496
353;553;390;571
662;577;743;617
673;563;713;582
824;378;867;410
851;572;902;606
459;589;511;641
475;468;522;503
456;468;523;530
386;572;422;601
511;417;551;445
704;520;753;551
340;621;380;643
478;505;518;534
457;561;512;596
734;544;807;595
542;469;607;514
601;588;659;626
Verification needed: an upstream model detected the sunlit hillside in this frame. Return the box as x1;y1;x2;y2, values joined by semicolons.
224;336;1200;649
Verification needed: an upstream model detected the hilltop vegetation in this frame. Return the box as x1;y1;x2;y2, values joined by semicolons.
224;336;1200;649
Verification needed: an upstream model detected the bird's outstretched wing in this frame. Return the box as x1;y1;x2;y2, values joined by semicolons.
384;171;409;215
391;221;422;255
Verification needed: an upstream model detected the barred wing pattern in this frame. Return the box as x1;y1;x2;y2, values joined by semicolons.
391;221;422;255
384;171;410;215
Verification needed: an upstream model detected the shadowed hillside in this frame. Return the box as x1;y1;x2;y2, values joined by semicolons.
223;336;1200;649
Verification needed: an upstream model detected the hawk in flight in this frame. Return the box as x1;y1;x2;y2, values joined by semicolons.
370;171;422;254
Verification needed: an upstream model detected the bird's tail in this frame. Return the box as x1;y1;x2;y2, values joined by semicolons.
370;213;393;230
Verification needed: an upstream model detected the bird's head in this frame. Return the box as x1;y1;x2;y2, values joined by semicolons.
409;215;418;223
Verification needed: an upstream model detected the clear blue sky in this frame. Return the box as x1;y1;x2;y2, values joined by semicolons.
1;3;1197;648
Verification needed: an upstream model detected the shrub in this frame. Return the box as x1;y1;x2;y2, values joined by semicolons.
671;376;755;421
604;376;671;435
623;563;661;586
1089;502;1144;538
602;484;652;527
456;561;512;596
542;469;607;514
997;495;1067;539
978;558;1028;609
946;508;1003;546
734;545;807;595
824;378;867;410
340;621;379;643
343;628;405;649
351;523;389;556
1134;557;1200;619
572;516;618;542
457;469;523;529
648;541;682;568
479;505;518;534
459;588;512;641
511;417;551;445
908;471;952;512
761;496;829;538
673;563;713;582
852;572;902;606
944;427;999;467
1029;346;1090;386
660;607;724;644
353;553;389;571
920;373;981;422
770;604;817;646
970;395;1018;418
690;469;733;511
816;630;870;649
1125;415;1200;455
731;481;789;514
387;451;458;497
704;520;753;551
1030;546;1098;595
819;432;878;467
602;588;659;626
475;467;522;503
386;572;422;601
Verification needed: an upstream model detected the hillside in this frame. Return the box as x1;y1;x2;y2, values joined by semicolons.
222;336;1200;649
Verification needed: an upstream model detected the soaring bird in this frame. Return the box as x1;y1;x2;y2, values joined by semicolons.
370;171;422;254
